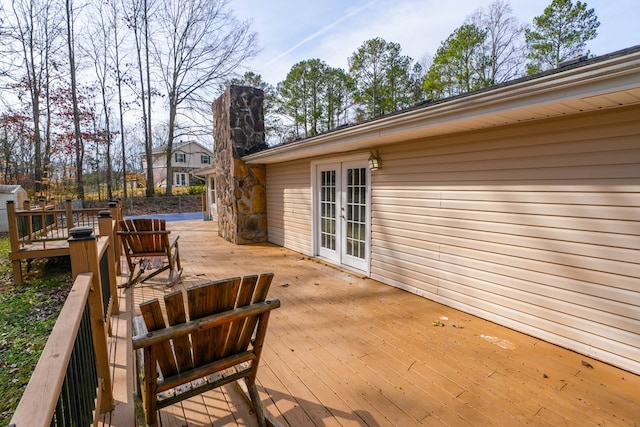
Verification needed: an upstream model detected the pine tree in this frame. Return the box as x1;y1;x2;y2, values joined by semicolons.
525;0;599;74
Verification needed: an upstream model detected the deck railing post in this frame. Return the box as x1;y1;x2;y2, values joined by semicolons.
68;227;114;414
6;201;23;285
108;201;122;275
98;211;119;314
50;198;60;230
109;199;122;221
39;197;50;245
36;197;46;247
23;200;33;242
66;198;74;229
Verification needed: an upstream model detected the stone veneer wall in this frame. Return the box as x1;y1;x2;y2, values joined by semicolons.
212;85;268;244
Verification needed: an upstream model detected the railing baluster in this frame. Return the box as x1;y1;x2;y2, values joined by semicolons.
54;375;71;426
67;338;82;424
100;249;111;319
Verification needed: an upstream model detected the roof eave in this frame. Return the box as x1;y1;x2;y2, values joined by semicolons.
244;48;640;165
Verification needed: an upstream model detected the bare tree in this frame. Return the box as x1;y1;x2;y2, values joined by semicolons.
65;0;85;200
84;0;115;199
468;0;527;84
124;0;156;196
0;4;14;80
10;0;64;195
107;0;129;198
151;0;257;195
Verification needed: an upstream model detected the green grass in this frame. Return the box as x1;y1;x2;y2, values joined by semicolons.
0;237;72;425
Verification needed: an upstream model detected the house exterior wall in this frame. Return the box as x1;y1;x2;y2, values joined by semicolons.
265;105;640;374
266;159;313;255
172;145;213;169
371;105;639;374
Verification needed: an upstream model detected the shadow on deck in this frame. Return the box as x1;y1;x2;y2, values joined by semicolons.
101;219;640;427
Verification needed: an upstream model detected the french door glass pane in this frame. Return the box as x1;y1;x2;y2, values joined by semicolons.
320;170;336;251
345;167;366;259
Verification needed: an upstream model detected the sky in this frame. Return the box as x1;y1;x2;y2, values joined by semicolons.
228;0;640;87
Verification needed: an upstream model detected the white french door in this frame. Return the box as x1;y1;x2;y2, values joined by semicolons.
316;160;370;272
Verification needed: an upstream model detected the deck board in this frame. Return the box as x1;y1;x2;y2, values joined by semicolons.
100;219;640;427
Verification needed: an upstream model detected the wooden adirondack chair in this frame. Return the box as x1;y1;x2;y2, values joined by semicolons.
132;273;281;427
117;218;182;287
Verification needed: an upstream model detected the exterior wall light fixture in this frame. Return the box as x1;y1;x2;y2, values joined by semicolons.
368;149;381;171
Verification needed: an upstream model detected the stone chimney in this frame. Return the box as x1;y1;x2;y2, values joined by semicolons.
212;85;268;244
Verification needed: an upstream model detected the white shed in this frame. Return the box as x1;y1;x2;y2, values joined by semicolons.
0;185;27;232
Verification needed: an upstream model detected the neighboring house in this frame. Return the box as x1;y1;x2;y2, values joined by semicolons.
142;140;214;187
242;46;640;375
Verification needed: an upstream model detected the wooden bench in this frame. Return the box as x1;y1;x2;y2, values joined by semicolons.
132;273;281;427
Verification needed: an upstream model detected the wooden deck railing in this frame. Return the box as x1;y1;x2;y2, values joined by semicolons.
9;218;120;426
6;199;122;284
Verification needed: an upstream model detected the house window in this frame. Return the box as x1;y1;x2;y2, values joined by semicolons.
174;172;188;186
201;154;211;164
175;152;186;163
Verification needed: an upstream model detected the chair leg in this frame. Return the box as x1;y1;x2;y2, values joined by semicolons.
143;346;159;426
247;381;267;427
120;263;141;288
174;245;181;270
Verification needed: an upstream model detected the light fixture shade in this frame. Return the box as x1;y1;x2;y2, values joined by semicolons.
368;151;381;170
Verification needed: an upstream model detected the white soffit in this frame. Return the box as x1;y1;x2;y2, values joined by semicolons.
244;49;640;165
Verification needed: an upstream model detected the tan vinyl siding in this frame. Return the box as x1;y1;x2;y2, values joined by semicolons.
267;159;312;255
370;106;640;374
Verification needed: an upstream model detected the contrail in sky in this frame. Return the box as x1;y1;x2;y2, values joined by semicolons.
262;0;380;69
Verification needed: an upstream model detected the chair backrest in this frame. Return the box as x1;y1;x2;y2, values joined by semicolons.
119;218;170;255
138;273;275;378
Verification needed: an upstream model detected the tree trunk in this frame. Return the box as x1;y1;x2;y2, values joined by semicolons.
144;0;154;197
114;26;127;198
66;0;84;200
101;85;113;199
132;0;154;197
21;5;43;194
165;89;177;196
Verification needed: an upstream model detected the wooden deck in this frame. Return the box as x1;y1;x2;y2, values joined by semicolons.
101;219;640;426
